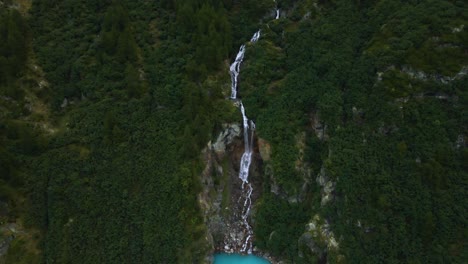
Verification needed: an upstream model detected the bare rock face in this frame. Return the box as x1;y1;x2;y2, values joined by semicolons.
198;123;265;257
298;232;324;260
258;138;271;161
316;167;335;206
310;112;328;140
61;98;68;108
0;223;16;257
299;214;342;264
388;65;468;84
213;124;241;158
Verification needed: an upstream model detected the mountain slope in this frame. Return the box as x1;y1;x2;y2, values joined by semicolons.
0;0;466;263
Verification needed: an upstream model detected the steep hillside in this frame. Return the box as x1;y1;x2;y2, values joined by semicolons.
241;0;467;263
0;0;466;263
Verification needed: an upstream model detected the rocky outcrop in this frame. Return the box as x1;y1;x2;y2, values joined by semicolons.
310;112;328;140
377;65;468;85
258;137;284;198
258;138;271;161
456;134;465;149
299;214;341;263
259;127;341;263
0;223;17;257
452;24;464;33
0;222;38;261
198;123;266;258
200;120;340;263
316;167;335;206
402;65;468;84
264;133;313;202
212;124;241;158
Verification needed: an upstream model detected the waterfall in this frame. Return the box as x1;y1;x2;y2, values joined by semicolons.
239;103;254;183
228;30;262;254
250;30;261;43
230;45;246;99
274;0;280;20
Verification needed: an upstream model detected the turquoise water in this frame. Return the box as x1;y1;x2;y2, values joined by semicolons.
214;253;270;264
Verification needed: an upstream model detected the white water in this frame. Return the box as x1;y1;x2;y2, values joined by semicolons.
274;0;280;20
239;103;254;182
228;30;262;254
250;30;261;42
230;45;246;99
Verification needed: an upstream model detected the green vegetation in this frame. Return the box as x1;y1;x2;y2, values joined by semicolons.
243;0;467;263
23;0;242;262
255;194;312;263
0;0;466;263
1;0;246;263
0;8;29;99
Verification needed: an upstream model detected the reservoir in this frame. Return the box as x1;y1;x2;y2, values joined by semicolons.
214;253;270;264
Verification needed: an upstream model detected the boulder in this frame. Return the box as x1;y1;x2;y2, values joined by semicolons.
213;124;241;157
258;138;271;161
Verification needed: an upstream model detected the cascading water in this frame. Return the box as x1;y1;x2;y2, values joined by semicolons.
228;29;263;254
250;30;261;42
274;0;280;20
230;45;246;99
212;3;288;263
239;103;254;183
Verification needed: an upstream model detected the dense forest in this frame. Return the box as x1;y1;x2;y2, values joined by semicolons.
245;1;467;263
0;0;466;263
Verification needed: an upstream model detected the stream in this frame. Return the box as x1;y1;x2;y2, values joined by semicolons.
215;4;280;264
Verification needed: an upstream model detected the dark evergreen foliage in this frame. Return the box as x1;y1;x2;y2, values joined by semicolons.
0;0;466;263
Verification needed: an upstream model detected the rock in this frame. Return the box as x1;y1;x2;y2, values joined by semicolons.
39;80;48;89
209;215;225;243
61;98;68;108
310;112;328;140
299;214;340;263
212;124;241;157
258;138;271;161
298;232;324;258
328;236;339;249
452;24;464;33
268;231;278;242
317;167;335;206
401;65;467;84
456;134;465;149
198;122;264;257
268;166;283;197
322;181;335;205
0;235;14;257
307;222;317;231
